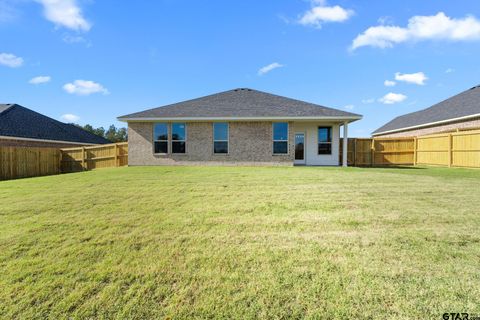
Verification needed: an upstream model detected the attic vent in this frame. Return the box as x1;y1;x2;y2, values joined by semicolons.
470;85;480;90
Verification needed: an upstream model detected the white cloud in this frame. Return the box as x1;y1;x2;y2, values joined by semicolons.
344;104;355;110
379;92;407;104
63;80;109;95
258;62;284;76
36;0;91;31
446;68;455;73
351;12;480;50
299;1;354;28
29;76;51;84
362;98;375;104
0;52;23;68
395;72;428;85
60;113;80;122
384;80;396;87
351;25;409;50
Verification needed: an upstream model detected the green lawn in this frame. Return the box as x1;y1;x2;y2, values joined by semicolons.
1;166;479;319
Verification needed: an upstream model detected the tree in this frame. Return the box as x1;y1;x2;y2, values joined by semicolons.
115;127;128;142
72;123;128;142
105;125;117;142
93;127;106;139
83;124;94;134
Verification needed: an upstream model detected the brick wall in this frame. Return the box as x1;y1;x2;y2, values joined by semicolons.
128;121;295;166
375;117;480;138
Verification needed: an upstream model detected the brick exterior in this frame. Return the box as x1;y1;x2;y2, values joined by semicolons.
128;122;295;166
375;117;480;138
0;137;90;148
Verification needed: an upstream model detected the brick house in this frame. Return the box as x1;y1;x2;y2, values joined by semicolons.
373;85;480;137
0;104;110;147
118;88;362;166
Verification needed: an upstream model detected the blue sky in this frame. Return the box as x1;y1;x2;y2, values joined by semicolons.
1;0;480;136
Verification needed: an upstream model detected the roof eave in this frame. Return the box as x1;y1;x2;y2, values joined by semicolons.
118;115;363;123
372;113;480;136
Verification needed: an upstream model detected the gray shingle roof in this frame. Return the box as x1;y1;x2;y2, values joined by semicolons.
373;85;480;135
0;104;111;144
118;88;362;120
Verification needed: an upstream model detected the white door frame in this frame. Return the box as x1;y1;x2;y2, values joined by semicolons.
294;132;306;165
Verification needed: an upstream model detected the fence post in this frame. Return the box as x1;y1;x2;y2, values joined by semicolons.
58;150;62;174
81;147;86;171
353;139;357;167
413;137;417;166
114;143;118;167
448;133;453;167
371;139;375;167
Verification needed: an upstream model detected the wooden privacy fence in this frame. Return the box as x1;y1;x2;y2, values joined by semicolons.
61;142;128;173
342;129;480;168
2;130;479;180
0;147;61;180
340;137;415;166
416;129;480;168
1;143;128;180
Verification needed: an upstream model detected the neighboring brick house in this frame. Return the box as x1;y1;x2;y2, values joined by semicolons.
0;104;110;147
373;85;480;138
118;88;362;166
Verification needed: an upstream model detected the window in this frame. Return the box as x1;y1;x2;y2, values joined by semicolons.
273;122;288;154
318;127;332;155
153;123;169;154
172;123;186;154
213;123;229;154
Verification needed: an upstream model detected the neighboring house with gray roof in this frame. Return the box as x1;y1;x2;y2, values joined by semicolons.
118;88;362;166
0;104;110;148
373;85;480;137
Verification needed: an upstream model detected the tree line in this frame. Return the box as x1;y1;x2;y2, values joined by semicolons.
75;124;128;142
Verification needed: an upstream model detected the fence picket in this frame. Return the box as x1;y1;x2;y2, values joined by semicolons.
0;147;61;180
60;142;128;173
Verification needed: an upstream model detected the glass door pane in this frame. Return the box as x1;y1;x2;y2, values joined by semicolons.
295;133;304;160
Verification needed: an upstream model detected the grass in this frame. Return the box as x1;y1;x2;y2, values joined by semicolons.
1;166;479;319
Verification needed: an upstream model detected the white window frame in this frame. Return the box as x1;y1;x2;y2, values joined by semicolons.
153;122;169;155
272;122;289;155
171;122;187;154
318;126;332;155
213;122;229;154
